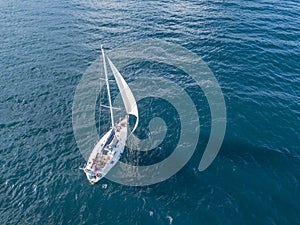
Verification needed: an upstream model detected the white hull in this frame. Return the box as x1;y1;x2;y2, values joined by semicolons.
83;119;127;184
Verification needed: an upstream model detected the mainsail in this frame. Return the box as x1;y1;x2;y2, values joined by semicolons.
107;57;139;133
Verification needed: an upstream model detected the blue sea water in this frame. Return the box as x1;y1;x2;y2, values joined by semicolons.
1;0;300;224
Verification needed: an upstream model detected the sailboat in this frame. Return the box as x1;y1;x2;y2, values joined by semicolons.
82;45;139;184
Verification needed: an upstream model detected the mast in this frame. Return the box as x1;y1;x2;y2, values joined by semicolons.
101;45;114;126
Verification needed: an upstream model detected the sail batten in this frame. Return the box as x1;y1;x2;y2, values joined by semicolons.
107;57;139;133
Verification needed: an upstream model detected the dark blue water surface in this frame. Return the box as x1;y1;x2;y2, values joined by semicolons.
1;0;299;224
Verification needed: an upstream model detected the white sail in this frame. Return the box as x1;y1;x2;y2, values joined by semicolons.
107;57;139;133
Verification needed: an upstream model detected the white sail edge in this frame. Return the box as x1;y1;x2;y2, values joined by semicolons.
106;57;139;134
